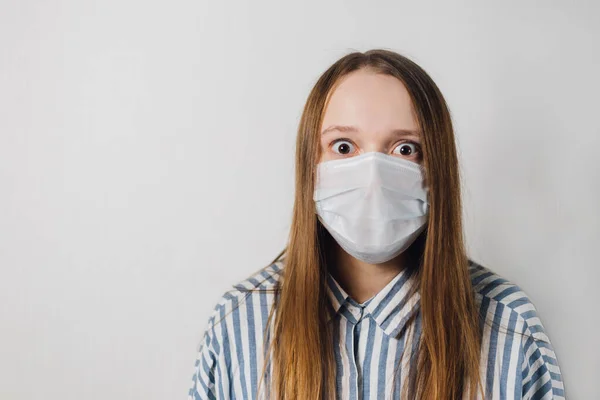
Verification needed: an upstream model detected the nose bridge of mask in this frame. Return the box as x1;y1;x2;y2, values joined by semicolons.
314;152;426;202
363;154;388;217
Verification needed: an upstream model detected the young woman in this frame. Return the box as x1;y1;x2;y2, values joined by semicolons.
188;49;565;400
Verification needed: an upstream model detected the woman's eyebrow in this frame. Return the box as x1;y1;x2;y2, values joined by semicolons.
321;125;420;137
321;125;360;135
390;128;421;139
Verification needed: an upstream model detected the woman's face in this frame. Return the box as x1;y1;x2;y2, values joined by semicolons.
319;69;422;164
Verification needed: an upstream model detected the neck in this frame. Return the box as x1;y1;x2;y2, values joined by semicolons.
327;242;408;304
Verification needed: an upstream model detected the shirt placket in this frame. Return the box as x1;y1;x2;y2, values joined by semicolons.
346;303;365;400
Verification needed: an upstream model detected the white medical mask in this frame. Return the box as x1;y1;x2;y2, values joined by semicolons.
313;151;429;264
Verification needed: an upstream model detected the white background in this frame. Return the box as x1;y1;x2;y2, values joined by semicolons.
1;1;598;399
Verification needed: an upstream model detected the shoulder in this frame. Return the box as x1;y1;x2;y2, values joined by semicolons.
467;259;548;340
468;260;565;398
189;261;284;398
216;258;284;311
201;258;284;341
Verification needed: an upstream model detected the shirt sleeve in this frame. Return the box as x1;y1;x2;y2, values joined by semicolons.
520;305;565;399
188;309;222;400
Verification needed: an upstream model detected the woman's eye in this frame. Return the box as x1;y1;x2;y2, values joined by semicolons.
332;140;355;155
393;142;420;157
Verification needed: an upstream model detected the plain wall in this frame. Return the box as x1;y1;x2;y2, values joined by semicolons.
1;1;598;398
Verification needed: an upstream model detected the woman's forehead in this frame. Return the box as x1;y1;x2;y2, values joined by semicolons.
321;69;419;136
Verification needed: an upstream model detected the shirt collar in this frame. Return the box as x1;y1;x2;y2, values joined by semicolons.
326;267;421;338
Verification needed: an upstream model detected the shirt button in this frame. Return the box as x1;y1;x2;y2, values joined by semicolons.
349;306;363;320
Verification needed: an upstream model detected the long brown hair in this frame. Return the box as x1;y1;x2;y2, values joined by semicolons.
258;49;485;399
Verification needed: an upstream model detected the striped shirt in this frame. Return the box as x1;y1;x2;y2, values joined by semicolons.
188;259;565;399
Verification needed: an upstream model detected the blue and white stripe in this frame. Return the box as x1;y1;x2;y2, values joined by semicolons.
188;259;565;399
